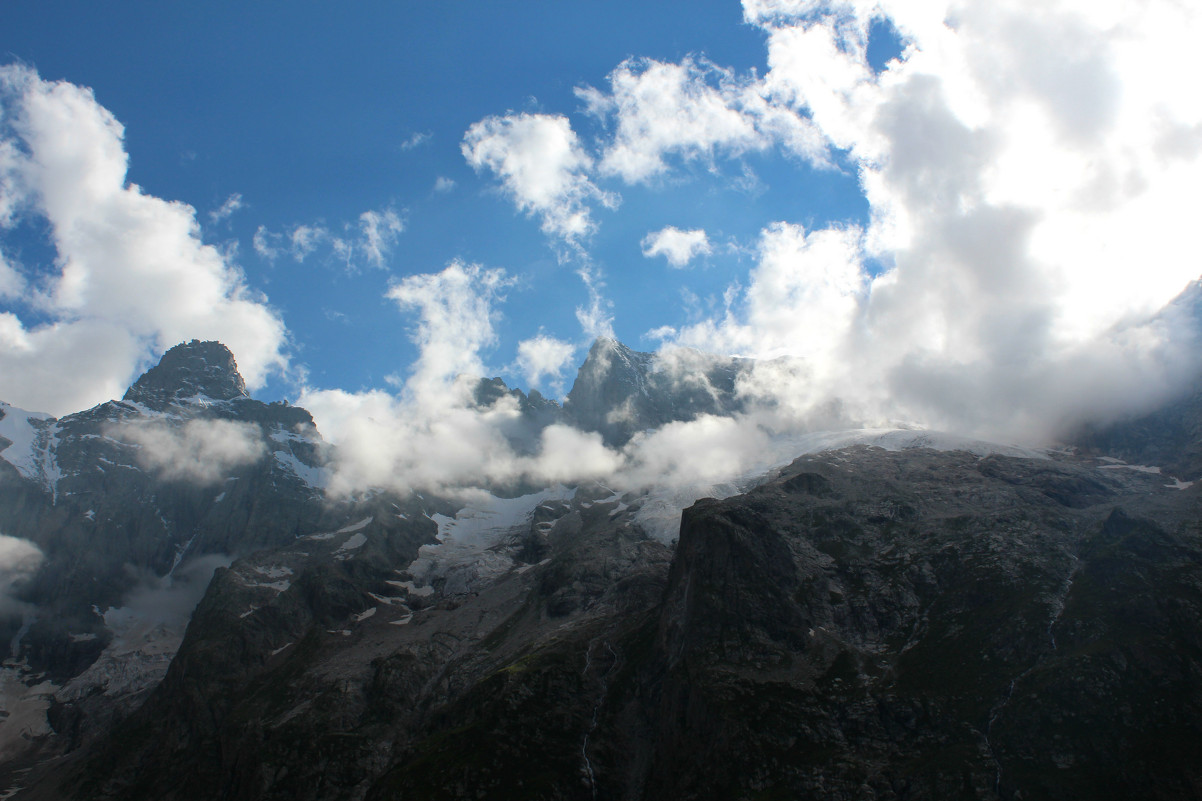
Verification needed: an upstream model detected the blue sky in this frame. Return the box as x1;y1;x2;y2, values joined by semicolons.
2;1;877;401
1;0;1200;493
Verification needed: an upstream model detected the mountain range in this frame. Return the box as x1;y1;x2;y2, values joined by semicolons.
0;332;1198;800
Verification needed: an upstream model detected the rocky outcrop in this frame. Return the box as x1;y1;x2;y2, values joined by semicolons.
52;483;671;801
28;443;1202;801
123;340;249;407
0;342;418;789
640;446;1202;800
564;338;747;447
4;336;1202;800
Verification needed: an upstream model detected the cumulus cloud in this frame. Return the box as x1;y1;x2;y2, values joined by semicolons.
302;260;514;494
577;56;828;183
433;176;456;194
112;418;267;485
339;0;1201;505
624;0;1202;443
0;65;287;416
301;260;623;496
641;226;712;268
462;112;617;241
515;333;577;388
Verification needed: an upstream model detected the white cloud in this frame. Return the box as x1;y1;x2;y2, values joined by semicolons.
302;261;515;495
641;226;712;268
637;0;1202;442
400;131;431;150
0;66;287;416
110;418;266;485
462;112;617;241
515;333;576;388
433;176;456;193
208;192;243;225
573;264;614;340
252;225;281;261
355;207;404;268
255;209;398;272
289;223;326;260
386;259;510;398
301;261;626;496
578;56;828;184
0;249;24;298
0;533;42;617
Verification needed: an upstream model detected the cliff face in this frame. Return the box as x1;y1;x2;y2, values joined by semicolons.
44;444;1202;801
645;447;1202;800
563;338;747;447
4;337;1202;800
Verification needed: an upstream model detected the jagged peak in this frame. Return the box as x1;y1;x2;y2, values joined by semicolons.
123;340;249;407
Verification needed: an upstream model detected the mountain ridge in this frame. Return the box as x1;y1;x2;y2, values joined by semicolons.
0;333;1200;799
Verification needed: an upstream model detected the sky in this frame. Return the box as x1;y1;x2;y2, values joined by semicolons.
2;0;1201;497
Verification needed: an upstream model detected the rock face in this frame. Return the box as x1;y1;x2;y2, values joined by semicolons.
0;342;424;788
123;340;249;407
563;337;747;447
30;444;1202;801
1072;378;1202;481
643;447;1202;800
3;336;1202;801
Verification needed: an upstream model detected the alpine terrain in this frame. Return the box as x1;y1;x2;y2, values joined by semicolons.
0;328;1198;800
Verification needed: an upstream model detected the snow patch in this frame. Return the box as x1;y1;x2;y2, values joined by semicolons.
387;579;435;598
253;564;294;580
0;402;55;481
334;531;368;559
368;592;409;606
1099;463;1162;474
404;486;575;596
274;449;330;490
338;517;373;534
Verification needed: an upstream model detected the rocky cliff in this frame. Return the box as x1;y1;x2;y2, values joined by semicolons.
2;337;1201;801
28;442;1201;801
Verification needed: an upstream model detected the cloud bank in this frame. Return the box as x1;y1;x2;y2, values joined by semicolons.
303;0;1201;506
0;66;287;416
4;1;1201;507
300;260;622;496
113;418;267;485
461;0;1202;447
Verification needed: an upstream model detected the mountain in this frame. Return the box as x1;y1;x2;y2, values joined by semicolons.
1;336;1201;800
563;337;748;447
0;341;440;782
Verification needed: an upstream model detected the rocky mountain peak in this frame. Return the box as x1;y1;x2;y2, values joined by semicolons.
122;340;249;407
564;336;746;447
